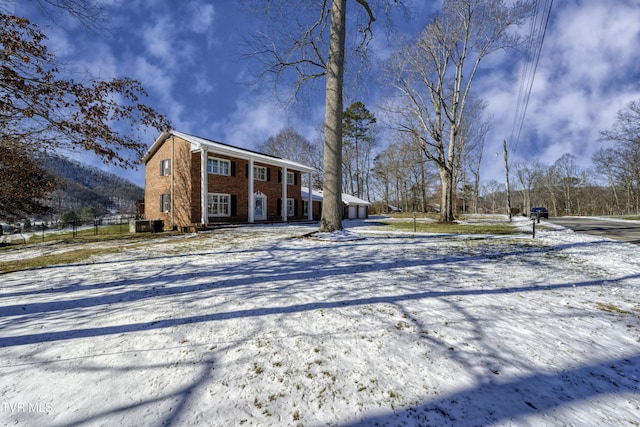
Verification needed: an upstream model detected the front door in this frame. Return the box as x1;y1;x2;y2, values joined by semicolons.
254;194;267;221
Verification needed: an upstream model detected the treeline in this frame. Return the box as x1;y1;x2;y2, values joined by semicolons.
374;150;638;218
40;154;143;218
261;98;640;218
479;152;639;217
355;99;640;218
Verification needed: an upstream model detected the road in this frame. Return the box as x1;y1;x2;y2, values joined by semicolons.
545;216;640;244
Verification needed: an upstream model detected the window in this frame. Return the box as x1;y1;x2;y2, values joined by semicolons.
303;200;309;217
254;166;267;181
207;157;230;175
160;159;171;176
287;171;295;185
160;194;171;212
287;198;295;217
207;193;230;216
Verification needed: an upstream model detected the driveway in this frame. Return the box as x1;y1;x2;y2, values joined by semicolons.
546;216;640;244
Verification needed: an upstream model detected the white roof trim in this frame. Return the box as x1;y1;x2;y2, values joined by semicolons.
143;130;315;173
300;187;323;202
301;187;370;206
341;193;371;206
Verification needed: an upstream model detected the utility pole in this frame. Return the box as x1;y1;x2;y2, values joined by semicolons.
503;140;512;222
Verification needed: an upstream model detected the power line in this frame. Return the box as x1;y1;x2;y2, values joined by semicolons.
509;0;553;154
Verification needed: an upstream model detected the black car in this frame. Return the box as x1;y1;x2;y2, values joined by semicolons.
530;207;548;219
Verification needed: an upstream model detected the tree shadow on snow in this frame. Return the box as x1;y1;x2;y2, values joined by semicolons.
2;230;640;424
1;270;639;348
339;354;640;426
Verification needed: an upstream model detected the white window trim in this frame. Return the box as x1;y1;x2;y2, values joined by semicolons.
287;171;295;185
254;166;267;181
207;193;231;217
207;157;231;176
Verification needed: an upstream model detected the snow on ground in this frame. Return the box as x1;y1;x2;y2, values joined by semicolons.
0;217;639;426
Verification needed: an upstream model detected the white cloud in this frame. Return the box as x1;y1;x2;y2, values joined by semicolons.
199;91;325;152
222;97;289;148
41;25;76;58
193;71;217;94
141;17;175;66
477;0;640;183
128;57;193;132
132;57;174;94
76;43;119;79
544;1;640;92
188;1;215;34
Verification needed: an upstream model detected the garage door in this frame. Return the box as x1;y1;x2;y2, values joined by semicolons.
348;206;357;219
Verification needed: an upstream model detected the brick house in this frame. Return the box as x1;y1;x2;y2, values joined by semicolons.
143;130;315;230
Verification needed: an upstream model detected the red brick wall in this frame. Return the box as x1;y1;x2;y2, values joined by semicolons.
185;149;308;224
145;134;310;228
144;135;193;230
252;165;304;221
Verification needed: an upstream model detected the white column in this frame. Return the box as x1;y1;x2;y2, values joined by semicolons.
201;148;208;226
248;158;255;223
307;172;313;221
282;166;288;222
170;136;175;229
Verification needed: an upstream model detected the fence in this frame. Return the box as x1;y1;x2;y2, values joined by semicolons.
0;216;137;244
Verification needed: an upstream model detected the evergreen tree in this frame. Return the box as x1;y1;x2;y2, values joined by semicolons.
342;101;376;199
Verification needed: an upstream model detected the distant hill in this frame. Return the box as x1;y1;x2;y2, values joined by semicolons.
40;155;143;217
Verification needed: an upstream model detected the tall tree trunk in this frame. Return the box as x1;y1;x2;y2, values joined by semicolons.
473;175;479;214
440;129;456;222
320;0;346;232
420;158;427;213
439;167;454;222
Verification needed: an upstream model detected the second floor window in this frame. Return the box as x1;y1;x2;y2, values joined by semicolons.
160;159;171;176
254;166;267;181
207;158;230;175
287;171;295;185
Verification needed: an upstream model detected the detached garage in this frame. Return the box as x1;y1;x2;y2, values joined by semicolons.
342;193;370;219
302;187;370;220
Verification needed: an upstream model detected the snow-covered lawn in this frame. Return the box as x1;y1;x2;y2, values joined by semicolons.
0;217;639;426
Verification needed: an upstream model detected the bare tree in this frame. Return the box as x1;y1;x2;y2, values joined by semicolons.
512;159;542;216
592;147;622;214
28;0;110;32
599;99;640;214
553;153;581;215
319;0;348;231
540;165;559;217
480;179;504;214
256;127;323;188
0;14;169;219
243;0;404;232
372;135;437;212
601;100;640;147
386;0;532;222
455;99;490;214
373;141;411;211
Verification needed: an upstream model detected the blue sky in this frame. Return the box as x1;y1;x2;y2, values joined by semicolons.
15;0;640;190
